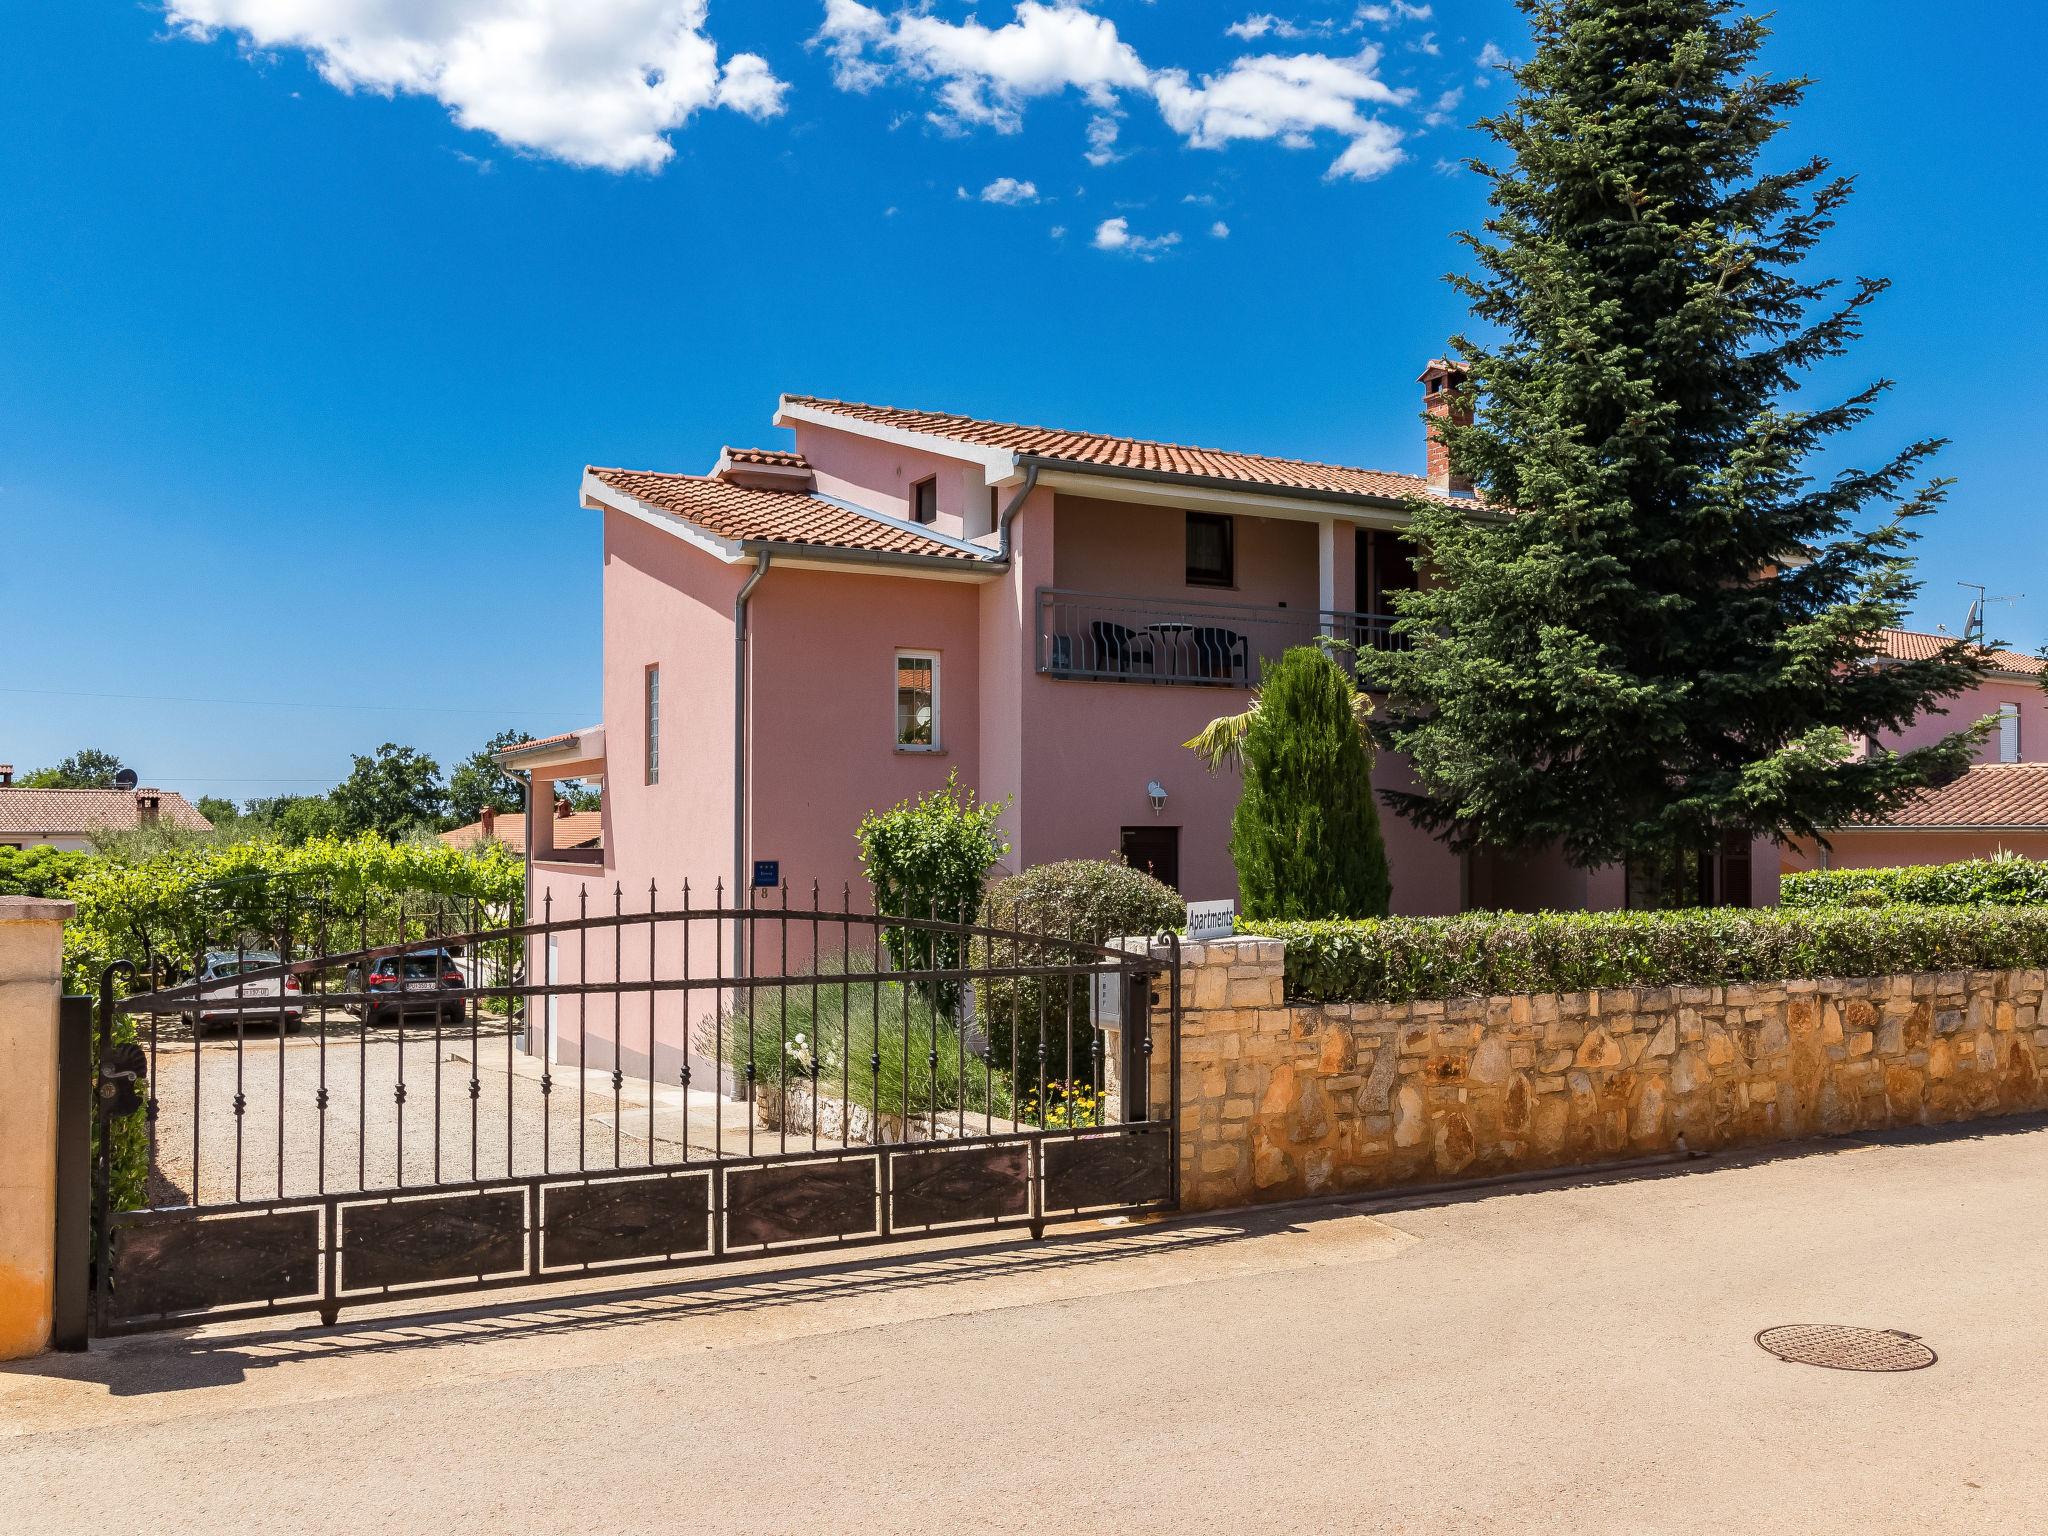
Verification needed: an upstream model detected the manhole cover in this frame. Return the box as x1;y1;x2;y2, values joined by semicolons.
1755;1324;1936;1372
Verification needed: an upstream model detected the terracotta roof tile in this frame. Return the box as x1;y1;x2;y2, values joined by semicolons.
1875;628;2044;677
1860;764;2048;829
0;788;212;838
440;810;602;855
589;467;986;562
723;447;809;468
782;394;1479;508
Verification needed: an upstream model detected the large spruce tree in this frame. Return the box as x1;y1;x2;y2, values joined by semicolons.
1374;0;1990;898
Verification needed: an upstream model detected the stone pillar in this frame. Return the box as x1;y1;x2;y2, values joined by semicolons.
0;896;74;1361
1150;936;1287;1211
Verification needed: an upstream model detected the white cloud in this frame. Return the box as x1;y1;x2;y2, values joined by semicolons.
822;3;1412;181
1152;49;1408;177
1353;2;1430;23
164;0;786;172
1050;223;1068;238
1327;118;1404;180
1423;85;1462;127
978;176;1040;204
1210;219;1231;238
1475;40;1513;82
1092;216;1180;258
1084;111;1123;165
817;0;1147;132
1226;14;1332;41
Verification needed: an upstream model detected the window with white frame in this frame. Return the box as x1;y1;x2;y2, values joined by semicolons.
896;652;939;749
1998;702;2021;764
644;663;661;784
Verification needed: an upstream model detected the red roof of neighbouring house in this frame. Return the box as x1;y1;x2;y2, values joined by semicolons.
440;809;602;855
0;787;212;838
1875;628;2045;677
781;394;1479;507
588;467;987;562
1865;765;2048;830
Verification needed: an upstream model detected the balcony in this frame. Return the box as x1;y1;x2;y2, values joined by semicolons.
1036;588;1399;688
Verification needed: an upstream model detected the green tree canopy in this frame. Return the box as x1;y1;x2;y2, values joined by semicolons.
1225;646;1391;921
1373;0;1988;896
329;744;448;840
20;747;126;788
446;728;534;826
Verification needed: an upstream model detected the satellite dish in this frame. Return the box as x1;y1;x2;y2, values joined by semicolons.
113;768;139;791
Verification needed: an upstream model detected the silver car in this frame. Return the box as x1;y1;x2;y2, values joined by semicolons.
185;951;305;1033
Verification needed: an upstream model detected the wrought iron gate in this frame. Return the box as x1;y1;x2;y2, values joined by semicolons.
85;885;1179;1336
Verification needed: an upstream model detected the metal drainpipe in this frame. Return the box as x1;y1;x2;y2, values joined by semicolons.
516;767;535;1055
994;461;1039;562
732;550;773;974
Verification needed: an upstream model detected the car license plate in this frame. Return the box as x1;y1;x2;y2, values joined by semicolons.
403;980;438;992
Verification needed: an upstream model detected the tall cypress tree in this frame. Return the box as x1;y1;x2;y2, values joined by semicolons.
1230;647;1392;920
1375;0;1990;897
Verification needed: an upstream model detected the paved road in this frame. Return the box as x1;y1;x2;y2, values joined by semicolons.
7;1119;2046;1534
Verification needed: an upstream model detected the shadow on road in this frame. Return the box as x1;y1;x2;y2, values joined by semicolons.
19;1107;2045;1401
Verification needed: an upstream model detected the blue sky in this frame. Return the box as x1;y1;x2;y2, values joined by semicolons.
3;1;2042;804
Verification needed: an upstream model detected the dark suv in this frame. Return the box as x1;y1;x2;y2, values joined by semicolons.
343;948;468;1026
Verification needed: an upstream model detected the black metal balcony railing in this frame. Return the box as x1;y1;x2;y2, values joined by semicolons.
1036;588;1400;687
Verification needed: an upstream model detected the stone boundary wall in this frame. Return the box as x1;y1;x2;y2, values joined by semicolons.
1148;937;2048;1214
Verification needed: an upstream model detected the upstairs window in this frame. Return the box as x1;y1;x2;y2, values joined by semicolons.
644;664;661;784
1999;703;2021;764
910;476;938;525
896;652;939;750
1186;512;1234;587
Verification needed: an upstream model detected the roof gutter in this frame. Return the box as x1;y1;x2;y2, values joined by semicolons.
737;537;1004;575
1013;453;1492;519
732;550;772;974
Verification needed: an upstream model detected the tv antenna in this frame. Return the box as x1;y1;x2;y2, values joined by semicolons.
1958;582;2022;645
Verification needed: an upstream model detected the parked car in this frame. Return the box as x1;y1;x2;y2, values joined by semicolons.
343;948;468;1027
185;951;304;1033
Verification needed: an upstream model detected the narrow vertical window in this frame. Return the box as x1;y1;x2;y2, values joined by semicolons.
911;476;938;524
1185;512;1234;587
1999;703;2021;764
644;663;661;784
896;652;939;749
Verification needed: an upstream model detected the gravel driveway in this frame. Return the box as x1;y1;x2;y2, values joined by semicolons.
142;1018;760;1207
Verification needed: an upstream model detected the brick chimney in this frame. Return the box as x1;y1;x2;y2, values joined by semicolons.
1419;357;1474;496
480;805;497;838
136;789;162;824
555;796;572;818
0;764;12;787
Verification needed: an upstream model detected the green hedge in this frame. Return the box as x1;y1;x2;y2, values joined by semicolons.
1241;907;2048;1005
1783;857;2048;909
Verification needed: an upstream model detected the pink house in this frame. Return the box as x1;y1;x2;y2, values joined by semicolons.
1782;631;2048;870
514;365;1779;961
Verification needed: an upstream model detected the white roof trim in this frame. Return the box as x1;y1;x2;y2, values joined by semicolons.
809;491;999;559
775;398;1022;484
582;471;746;564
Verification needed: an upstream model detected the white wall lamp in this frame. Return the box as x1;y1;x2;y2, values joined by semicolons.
1146;780;1168;815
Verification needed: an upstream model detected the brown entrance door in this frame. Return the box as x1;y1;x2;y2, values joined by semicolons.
1120;826;1181;891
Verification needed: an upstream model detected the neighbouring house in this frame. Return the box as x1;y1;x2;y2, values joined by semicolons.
512;364;1778;954
440;798;603;860
0;768;212;850
1782;630;2048;870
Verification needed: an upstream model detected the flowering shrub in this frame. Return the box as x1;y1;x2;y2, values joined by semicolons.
1243;906;2048;1005
1016;1079;1105;1130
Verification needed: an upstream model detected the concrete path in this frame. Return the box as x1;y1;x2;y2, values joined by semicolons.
6;1119;2046;1534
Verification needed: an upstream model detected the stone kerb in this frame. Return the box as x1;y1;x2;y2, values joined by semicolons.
0;896;76;1361
1154;934;2048;1215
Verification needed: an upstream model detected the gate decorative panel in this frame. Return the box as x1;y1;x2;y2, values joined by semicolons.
83;883;1179;1335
